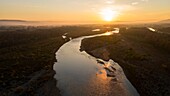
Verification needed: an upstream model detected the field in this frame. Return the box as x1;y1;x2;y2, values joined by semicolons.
81;26;170;96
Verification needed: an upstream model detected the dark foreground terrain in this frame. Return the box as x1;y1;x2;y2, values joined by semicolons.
0;25;106;96
81;27;170;96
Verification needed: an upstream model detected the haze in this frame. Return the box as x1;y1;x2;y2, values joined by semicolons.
0;0;170;23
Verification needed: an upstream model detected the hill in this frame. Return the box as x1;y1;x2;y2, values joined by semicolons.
159;19;170;23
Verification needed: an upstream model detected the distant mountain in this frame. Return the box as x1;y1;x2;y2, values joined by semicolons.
0;19;39;26
0;19;86;26
0;19;27;22
158;19;170;23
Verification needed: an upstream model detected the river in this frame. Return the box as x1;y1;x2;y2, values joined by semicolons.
53;28;139;96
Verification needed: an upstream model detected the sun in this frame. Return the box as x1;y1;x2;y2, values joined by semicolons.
100;8;118;22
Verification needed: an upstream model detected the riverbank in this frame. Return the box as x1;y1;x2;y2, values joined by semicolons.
0;28;65;95
54;28;139;96
81;27;170;96
0;26;106;96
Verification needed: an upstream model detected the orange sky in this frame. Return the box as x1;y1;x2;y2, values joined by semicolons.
0;0;170;23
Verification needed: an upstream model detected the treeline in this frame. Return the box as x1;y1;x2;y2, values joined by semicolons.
157;27;170;34
120;27;170;53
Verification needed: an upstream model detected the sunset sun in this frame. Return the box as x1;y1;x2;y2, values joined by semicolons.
100;8;119;22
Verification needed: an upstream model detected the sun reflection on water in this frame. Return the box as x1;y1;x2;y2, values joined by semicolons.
103;32;113;35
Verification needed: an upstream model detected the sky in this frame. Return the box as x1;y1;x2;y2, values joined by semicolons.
0;0;170;23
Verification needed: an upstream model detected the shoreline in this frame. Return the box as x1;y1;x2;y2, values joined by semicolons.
80;27;170;96
1;42;64;96
0;26;106;96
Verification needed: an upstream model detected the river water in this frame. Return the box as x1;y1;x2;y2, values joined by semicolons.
53;28;139;96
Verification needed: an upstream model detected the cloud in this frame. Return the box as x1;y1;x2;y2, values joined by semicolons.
110;4;135;12
105;0;115;4
141;0;149;2
131;2;139;5
131;0;149;6
106;1;113;4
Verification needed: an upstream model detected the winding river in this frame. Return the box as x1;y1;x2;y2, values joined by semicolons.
53;28;139;96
